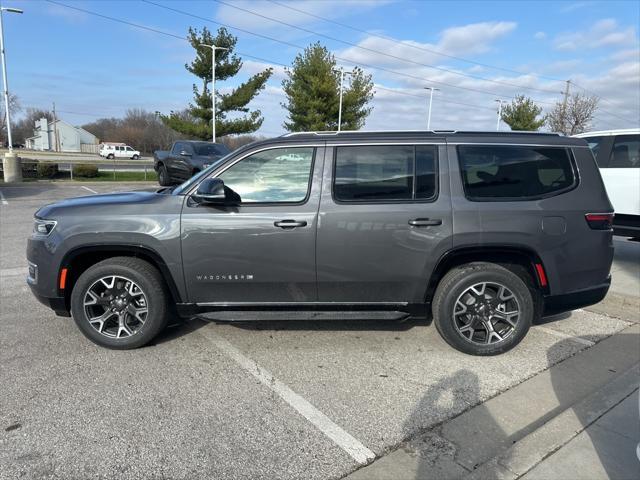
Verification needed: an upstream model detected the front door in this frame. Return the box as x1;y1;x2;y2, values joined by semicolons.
181;145;324;304
316;143;453;303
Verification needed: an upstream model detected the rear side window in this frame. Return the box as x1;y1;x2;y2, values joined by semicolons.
582;136;606;166
458;145;576;200
609;135;640;168
334;145;437;202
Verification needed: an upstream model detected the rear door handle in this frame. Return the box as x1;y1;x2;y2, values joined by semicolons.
274;220;308;229
409;218;442;227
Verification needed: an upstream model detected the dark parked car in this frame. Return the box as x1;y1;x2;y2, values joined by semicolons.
153;140;230;186
28;131;614;355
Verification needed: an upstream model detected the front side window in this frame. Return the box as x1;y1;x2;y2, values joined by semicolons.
609;135;640;168
195;143;229;156
458;145;576;200
334;145;437;202
218;147;315;203
126;147;133;151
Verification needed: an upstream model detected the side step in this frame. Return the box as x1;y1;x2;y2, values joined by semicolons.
197;310;410;322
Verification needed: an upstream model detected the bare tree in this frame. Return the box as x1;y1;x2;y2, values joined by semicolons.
0;93;21;143
546;92;599;135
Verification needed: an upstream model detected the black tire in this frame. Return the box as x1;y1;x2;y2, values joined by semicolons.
432;262;534;356
107;153;114;159
158;164;171;186
70;257;169;350
132;154;140;160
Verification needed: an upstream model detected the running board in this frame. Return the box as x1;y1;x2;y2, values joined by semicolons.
197;310;410;322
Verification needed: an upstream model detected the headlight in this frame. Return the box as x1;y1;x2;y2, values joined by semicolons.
33;219;57;236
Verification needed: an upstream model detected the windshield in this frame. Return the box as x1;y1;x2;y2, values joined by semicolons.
172;154;231;195
194;143;230;156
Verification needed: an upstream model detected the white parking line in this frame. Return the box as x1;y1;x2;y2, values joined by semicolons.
80;186;98;194
198;328;376;465
535;325;595;346
0;189;7;205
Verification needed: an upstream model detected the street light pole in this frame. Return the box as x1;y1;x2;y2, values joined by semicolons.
0;4;22;153
495;99;505;131
423;87;440;130
199;44;228;143
334;67;354;132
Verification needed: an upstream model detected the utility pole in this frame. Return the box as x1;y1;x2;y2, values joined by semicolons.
198;43;228;143
52;102;59;152
334;67;353;132
424;87;440;130
561;80;571;135
495;99;505;131
0;3;23;182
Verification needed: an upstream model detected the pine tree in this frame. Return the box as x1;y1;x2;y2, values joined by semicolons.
281;43;374;132
500;95;546;131
162;27;273;140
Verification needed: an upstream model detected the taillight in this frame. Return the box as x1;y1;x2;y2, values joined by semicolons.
585;213;614;230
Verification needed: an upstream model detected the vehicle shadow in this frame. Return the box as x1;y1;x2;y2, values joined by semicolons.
219;315;431;332
150;316;210;345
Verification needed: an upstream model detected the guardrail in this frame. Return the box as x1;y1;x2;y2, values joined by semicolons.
0;156;156;180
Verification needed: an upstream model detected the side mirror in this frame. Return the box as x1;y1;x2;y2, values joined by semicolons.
193;178;227;204
180;150;192;156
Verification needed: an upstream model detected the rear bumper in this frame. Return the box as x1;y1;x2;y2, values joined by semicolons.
543;276;610;315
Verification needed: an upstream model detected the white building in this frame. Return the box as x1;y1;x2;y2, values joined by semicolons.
25;118;99;152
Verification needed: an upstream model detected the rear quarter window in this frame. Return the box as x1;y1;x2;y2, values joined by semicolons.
457;145;576;201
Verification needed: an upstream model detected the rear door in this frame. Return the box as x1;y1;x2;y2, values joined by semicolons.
181;143;325;304
316;141;453;303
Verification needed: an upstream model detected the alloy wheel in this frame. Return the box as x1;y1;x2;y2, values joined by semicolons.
83;275;148;339
453;282;520;345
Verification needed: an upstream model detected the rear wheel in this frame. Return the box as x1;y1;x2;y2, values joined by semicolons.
158;164;171;186
432;262;534;356
70;257;169;349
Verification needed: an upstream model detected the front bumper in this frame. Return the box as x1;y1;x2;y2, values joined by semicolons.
543;276;611;315
28;285;70;317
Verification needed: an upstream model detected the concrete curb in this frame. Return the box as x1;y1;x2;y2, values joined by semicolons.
464;364;639;480
586;291;640;324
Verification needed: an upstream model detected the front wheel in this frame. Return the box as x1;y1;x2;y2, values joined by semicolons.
70;257;169;349
157;164;171;186
432;262;534;356
107;153;114;159
132;154;140;160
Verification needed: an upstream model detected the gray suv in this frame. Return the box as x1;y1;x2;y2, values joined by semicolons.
27;131;614;355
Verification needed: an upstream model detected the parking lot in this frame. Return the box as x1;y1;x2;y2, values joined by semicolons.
0;182;638;479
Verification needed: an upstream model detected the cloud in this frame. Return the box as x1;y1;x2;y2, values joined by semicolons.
554;19;637;51
336;21;516;71
534;31;546;40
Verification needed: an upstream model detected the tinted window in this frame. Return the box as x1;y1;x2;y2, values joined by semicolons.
171;143;183;155
194;143;230;156
219;147;314;203
609;135;640;168
581;136;606;166
334;145;437;202
458;145;575;200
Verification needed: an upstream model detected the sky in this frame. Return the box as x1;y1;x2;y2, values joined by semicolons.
4;0;640;137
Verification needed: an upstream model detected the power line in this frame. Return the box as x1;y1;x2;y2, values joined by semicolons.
213;0;564;96
266;0;566;83
46;0;633;127
266;0;637;124
143;0;555;102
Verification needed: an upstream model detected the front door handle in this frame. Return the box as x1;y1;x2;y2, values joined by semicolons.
409;218;442;227
274;220;308;229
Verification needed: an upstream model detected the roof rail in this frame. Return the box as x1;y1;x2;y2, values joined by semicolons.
280;130;563;137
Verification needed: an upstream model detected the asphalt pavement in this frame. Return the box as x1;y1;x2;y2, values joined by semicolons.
0;182;638;480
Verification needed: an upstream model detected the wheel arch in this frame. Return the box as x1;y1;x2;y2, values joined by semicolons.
425;245;549;302
59;245;183;311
